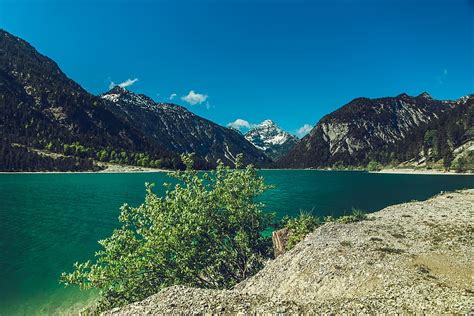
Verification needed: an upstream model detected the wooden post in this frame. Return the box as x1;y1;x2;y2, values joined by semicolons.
272;228;289;258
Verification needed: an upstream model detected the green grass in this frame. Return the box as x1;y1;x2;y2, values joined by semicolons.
281;209;368;250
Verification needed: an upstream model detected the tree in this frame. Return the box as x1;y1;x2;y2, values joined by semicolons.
60;154;273;311
97;149;108;162
423;129;438;158
451;152;474;173
367;160;383;171
45;141;53;151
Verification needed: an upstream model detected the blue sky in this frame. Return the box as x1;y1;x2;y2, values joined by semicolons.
1;0;473;137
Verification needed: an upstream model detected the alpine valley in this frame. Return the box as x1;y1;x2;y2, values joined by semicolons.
0;29;472;172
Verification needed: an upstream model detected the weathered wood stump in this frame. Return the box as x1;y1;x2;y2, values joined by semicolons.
272;227;289;258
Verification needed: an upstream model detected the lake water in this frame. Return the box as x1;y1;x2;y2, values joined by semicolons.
0;170;473;315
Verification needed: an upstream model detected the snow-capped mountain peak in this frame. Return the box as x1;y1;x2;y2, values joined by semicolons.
101;87;159;110
260;119;275;127
417;91;432;99
244;120;298;160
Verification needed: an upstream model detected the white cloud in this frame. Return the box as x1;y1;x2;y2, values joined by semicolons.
296;124;313;138
109;78;139;89
119;78;139;88
435;69;448;85
181;90;208;105
227;119;254;131
169;93;177;100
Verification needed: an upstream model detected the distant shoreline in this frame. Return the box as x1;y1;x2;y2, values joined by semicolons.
372;168;473;176
263;168;473;175
0;164;168;174
1;167;472;175
0;170;167;174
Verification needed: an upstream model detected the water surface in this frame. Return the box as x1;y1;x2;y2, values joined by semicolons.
0;170;472;314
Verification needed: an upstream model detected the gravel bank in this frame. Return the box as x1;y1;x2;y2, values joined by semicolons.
374;168;473;175
105;190;474;314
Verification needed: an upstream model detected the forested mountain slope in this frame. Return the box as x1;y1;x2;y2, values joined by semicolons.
0;29;179;171
0;29;268;171
101;87;269;167
276;93;472;171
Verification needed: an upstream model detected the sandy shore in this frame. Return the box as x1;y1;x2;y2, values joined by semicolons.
97;163;168;173
0;163;168;174
373;168;473;176
264;168;473;175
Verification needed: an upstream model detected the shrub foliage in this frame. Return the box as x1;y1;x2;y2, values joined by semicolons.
367;161;383;171
60;154;272;311
282;209;368;250
281;212;322;249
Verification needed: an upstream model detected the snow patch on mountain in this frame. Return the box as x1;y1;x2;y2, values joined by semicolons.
244;120;298;160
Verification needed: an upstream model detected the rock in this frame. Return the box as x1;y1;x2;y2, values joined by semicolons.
104;189;474;315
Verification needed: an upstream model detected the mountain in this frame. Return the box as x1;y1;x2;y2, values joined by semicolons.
0;29;268;171
244;120;298;160
390;94;473;171
276;93;472;169
100;86;269;167
0;29;182;171
2;29;470;172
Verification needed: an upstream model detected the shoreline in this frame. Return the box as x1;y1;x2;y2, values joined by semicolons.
264;168;473;175
0;164;168;174
1;166;472;175
0;170;168;174
372;168;473;176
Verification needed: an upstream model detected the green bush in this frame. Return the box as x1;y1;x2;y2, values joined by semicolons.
450;152;474;173
323;215;335;222
367;161;383;171
335;208;367;223
60;154;273;311
282;212;322;249
281;209;368;250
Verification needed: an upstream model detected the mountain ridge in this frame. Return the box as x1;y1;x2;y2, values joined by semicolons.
100;87;270;167
0;29;472;172
276;92;472;170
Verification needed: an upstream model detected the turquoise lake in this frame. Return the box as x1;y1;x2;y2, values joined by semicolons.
0;170;473;315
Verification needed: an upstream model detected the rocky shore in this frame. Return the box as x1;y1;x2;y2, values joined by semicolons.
105;190;474;314
374;168;473;175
